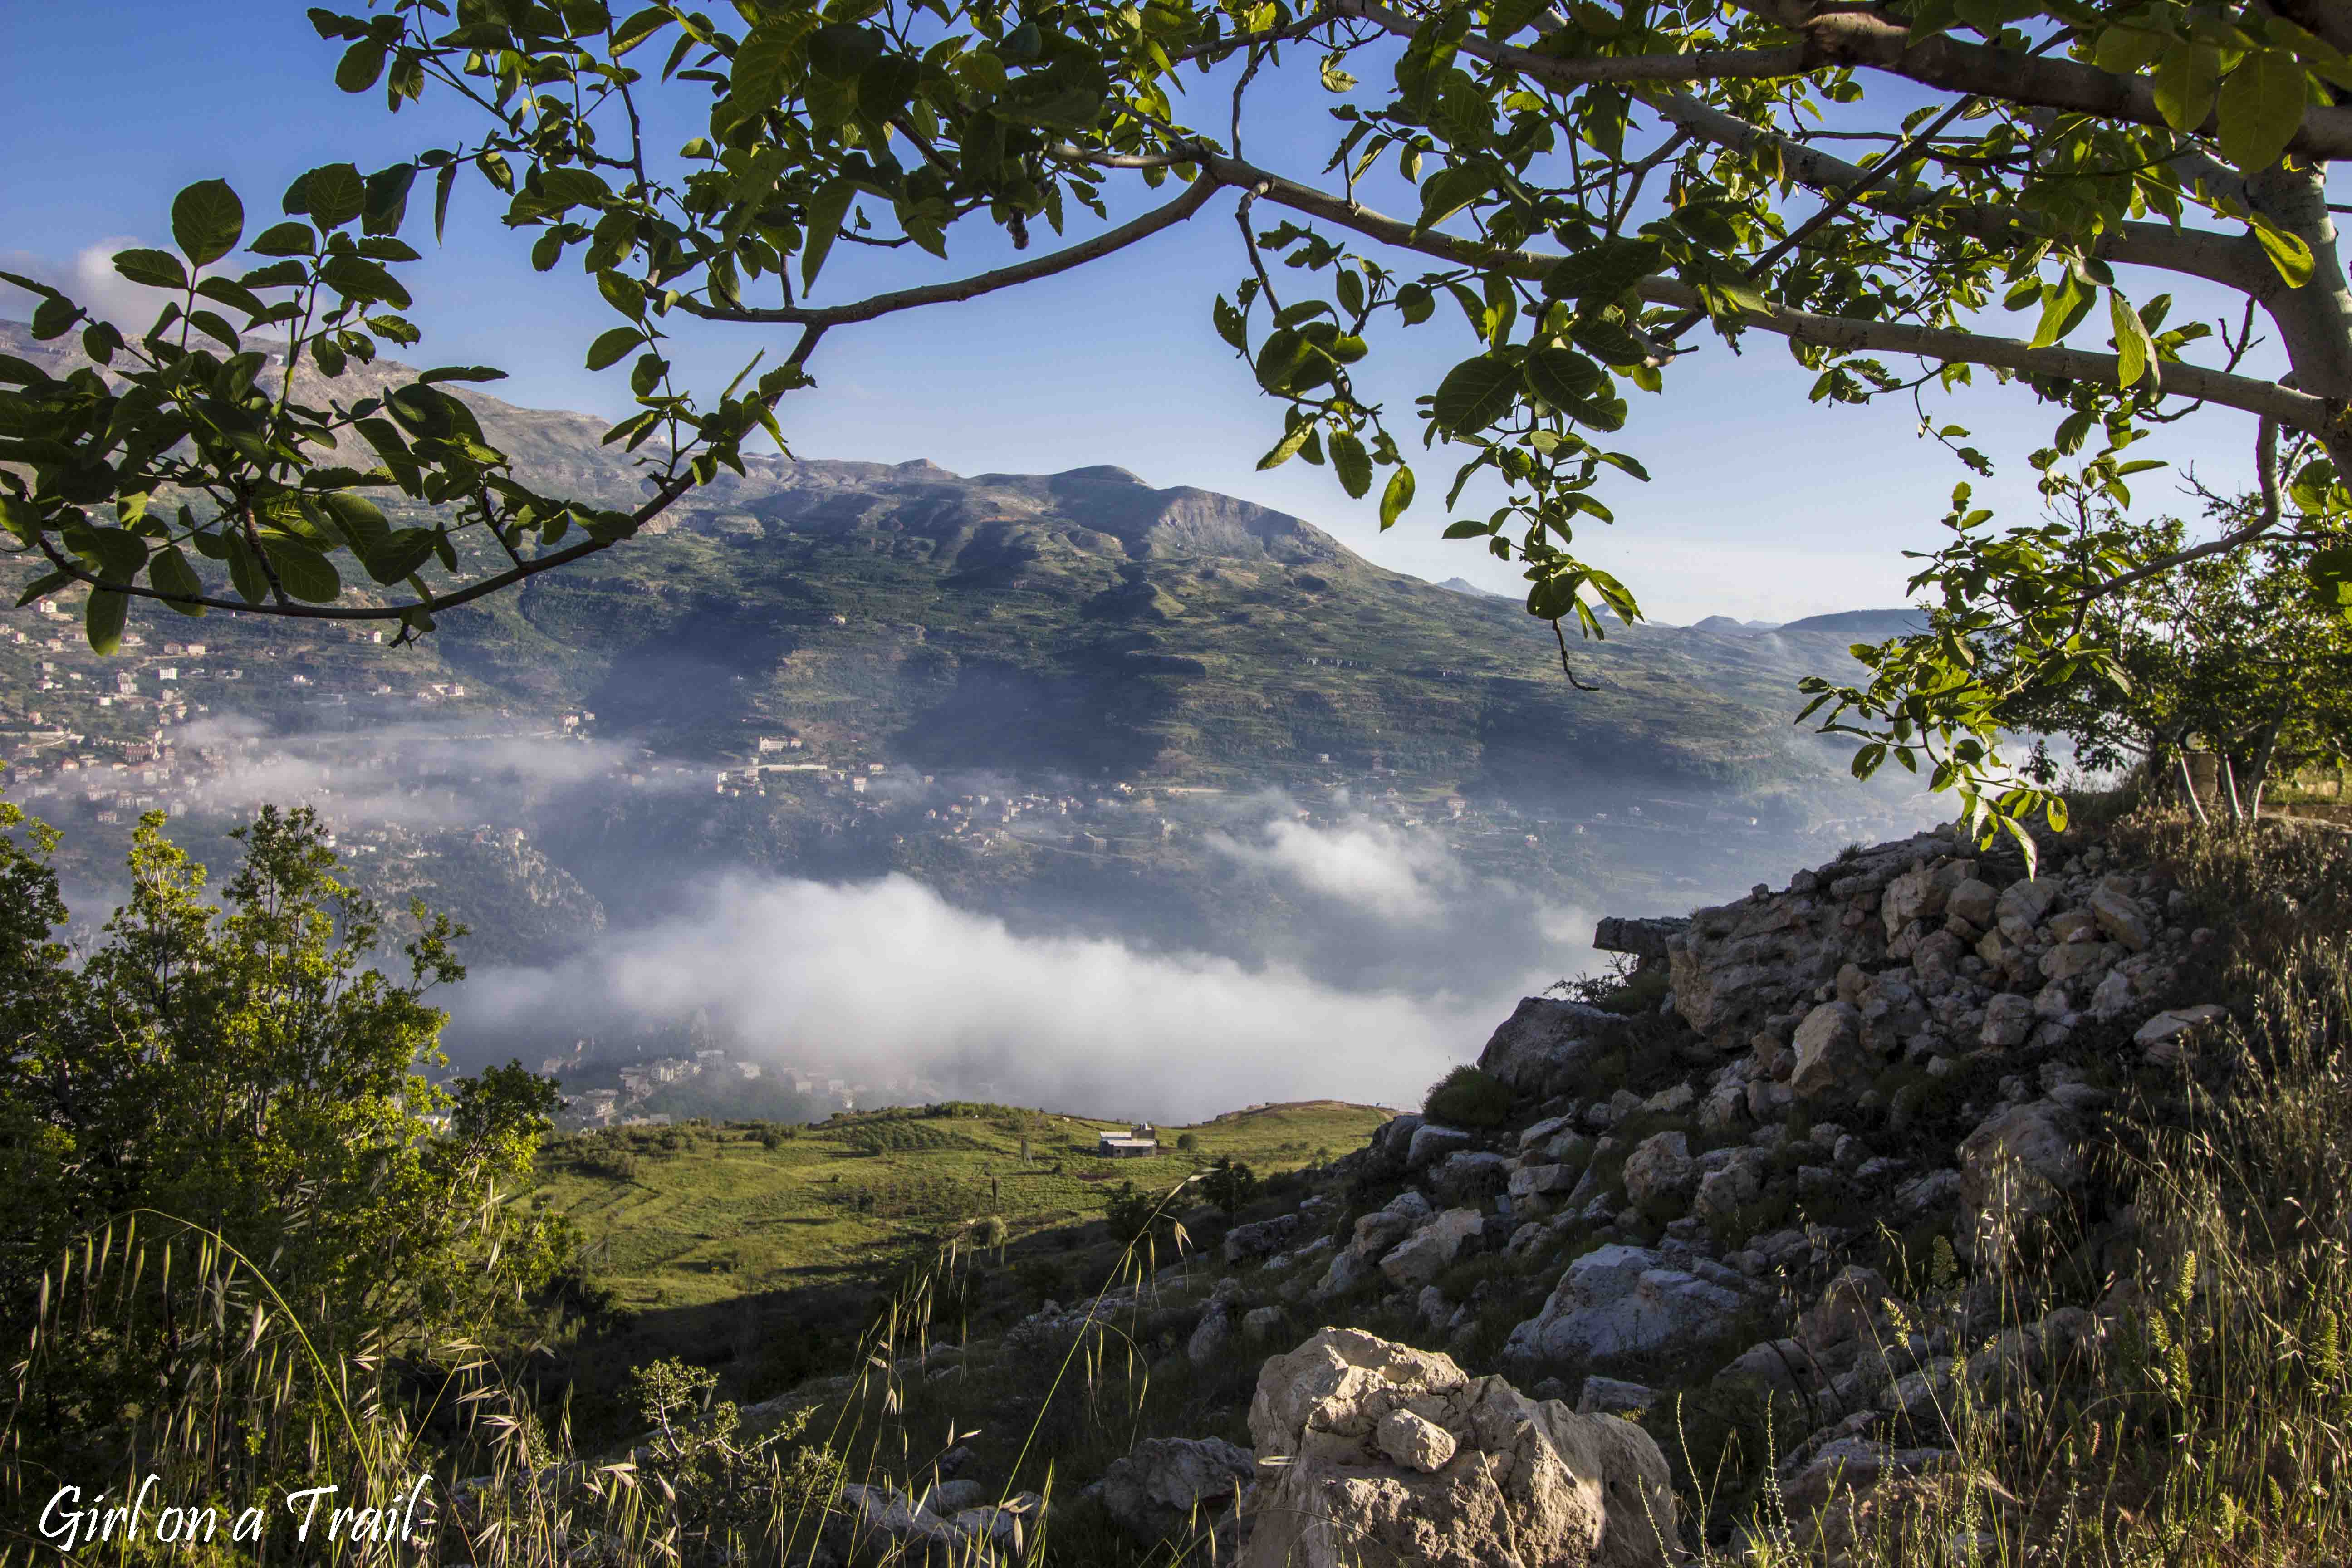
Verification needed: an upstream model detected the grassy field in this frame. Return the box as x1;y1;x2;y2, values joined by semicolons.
533;1099;1391;1313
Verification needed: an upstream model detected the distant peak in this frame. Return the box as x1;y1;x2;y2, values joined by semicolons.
894;457;953;473
1053;464;1148;485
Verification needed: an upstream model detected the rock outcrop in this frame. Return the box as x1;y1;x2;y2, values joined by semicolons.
1239;1328;1676;1568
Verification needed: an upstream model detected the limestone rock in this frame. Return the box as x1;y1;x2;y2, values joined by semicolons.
1979;992;2034;1049
1241;1328;1676;1568
2089;878;2152;951
1376;1407;1459;1473
2134;1004;2229;1064
1242;1305;1287;1344
1994;877;2061;944
1575;1377;1659;1416
1408;1122;1475;1171
1430;1149;1510;1207
1790;1001;1868;1100
1504;1244;1754;1372
1958;1100;2087;1260
1945;877;1997;930
1692;1146;1769;1225
1225;1212;1302;1264
1378;1209;1484;1290
1093;1437;1257;1545
1477;998;1634;1098
1622;1132;1697;1215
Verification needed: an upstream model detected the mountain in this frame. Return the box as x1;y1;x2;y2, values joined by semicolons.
1776;607;1927;639
1435;577;1508;599
2;320;1940;982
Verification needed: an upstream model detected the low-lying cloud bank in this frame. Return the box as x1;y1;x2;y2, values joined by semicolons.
450;870;1521;1121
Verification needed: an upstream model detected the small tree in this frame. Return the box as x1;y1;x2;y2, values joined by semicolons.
1202;1155;1260;1215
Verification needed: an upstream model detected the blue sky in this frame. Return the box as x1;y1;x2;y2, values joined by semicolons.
0;0;2273;623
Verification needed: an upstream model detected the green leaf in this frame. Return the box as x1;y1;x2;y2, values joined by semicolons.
2108;289;2153;388
1431;355;1521;434
1379;466;1416;530
260;535;342;602
611;5;673;54
30;297;77;340
800;178;856;289
2307;544;2352;615
2252;216;2315;288
2093;25;2168;76
586;327;643;371
223;534;268;603
15;570;72;607
113;249;188;290
1415;163;1491;230
171;180;246;267
335;39;388;91
2029;275;2094;349
1524;346;1604;407
364;527;440;585
418;365;508;385
1542;238;1662;306
1255;421;1315;470
149;545;207;616
2151;41;2220;133
1329;430;1373;498
318;492;390;554
249;221;316;256
2218;49;2304;173
85;588;128;654
292;163;367;230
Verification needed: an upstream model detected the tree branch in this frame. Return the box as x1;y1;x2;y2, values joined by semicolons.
671;176;1220;327
33;470;705;623
1334;0;2352;159
1196;150;2334;434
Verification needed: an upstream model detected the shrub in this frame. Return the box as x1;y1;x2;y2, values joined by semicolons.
1202;1155;1259;1215
1175;1131;1199;1152
1423;1065;1514;1128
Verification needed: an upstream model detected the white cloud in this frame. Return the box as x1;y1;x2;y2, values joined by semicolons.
1205;813;1465;923
451;872;1503;1121
1;240;187;338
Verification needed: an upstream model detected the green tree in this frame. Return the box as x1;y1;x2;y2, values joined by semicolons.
10;0;2352;838
1978;489;2352;823
0;803;570;1475
1202;1153;1259;1214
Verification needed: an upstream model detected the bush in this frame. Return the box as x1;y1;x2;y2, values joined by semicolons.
1175;1131;1198;1152
1202;1155;1259;1215
1423;1065;1514;1128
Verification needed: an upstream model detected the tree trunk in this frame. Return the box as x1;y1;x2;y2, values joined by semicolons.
2247;716;2285;822
2176;750;2212;828
2221;752;2247;827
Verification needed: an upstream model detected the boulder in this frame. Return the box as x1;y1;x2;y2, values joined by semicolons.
2040;941;2117;984
1224;1212;1303;1264
1477;998;1632;1097
1994;877;2061;944
1945;877;1997;930
2135;1004;2229;1064
2089;878;2152;951
1855;973;1926;1055
1379;1209;1485;1290
1691;1147;1769;1225
1957;1100;2087;1260
1979;992;2035;1049
1430;1149;1510;1208
1408;1122;1475;1171
1376;1407;1459;1473
1621;1132;1697;1215
1790;1001;1868;1100
1093;1437;1258;1545
1240;1328;1676;1568
1242;1305;1287;1344
1574;1377;1659;1416
1510;1162;1581;1201
1504;1244;1754;1372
